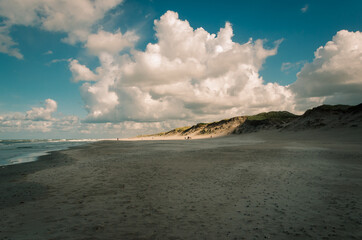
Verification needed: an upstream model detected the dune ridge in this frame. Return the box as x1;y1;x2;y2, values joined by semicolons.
138;103;362;139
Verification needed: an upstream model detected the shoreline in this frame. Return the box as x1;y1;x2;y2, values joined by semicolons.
0;139;105;167
1;129;361;239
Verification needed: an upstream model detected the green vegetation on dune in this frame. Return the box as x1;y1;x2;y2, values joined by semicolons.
173;126;191;132
304;104;350;115
247;111;298;121
316;104;350;111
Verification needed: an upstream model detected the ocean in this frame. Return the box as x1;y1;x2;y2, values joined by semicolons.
0;139;100;166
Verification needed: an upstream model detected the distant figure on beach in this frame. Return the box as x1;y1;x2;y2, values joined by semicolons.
186;136;191;140
117;138;119;141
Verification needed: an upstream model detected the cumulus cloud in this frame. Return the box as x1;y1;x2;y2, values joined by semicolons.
69;59;98;82
0;99;58;133
80;53;120;121
0;99;96;136
291;30;362;108
0;99;173;137
25;99;58;121
0;0;123;58
77;11;296;123
1;99;56;125
85;29;139;55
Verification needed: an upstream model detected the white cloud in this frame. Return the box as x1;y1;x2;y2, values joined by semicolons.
48;58;69;65
77;11;296;123
0;26;23;59
69;59;98;82
25;99;58;121
291;30;362;108
0;0;123;58
85;29;138;55
52;116;79;132
80;53;120;120
0;100;88;135
281;60;306;74
0;104;175;137
301;4;309;13
0;99;58;133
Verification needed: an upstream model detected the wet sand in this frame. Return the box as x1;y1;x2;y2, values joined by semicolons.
1;129;362;239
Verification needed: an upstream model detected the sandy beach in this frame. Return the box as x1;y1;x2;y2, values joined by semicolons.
1;128;362;239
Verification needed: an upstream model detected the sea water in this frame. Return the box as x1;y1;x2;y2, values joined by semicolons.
0;139;100;166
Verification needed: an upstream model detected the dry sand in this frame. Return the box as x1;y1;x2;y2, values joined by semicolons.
1;128;362;239
128;133;226;141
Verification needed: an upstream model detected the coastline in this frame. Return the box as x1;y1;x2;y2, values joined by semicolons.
0;139;105;167
1;129;361;239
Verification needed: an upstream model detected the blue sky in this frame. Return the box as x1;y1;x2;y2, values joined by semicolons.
0;0;361;139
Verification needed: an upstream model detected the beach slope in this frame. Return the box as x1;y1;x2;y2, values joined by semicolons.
1;129;362;239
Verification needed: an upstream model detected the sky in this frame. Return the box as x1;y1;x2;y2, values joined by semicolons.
0;0;362;139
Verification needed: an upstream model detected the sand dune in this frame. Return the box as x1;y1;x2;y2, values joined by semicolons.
136;103;362;140
1;128;361;239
